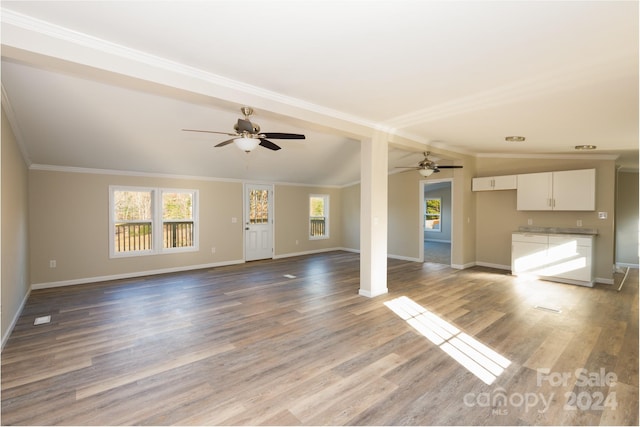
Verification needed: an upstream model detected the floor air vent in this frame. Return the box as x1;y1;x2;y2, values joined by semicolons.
34;315;52;325
534;305;562;314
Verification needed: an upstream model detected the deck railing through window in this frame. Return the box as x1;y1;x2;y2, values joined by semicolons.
114;221;194;252
114;222;152;252
310;217;326;237
163;221;194;248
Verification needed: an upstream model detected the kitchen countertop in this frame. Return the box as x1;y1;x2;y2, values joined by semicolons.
516;226;598;235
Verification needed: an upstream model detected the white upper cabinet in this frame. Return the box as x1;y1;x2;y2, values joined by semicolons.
516;169;595;211
472;175;517;191
552;169;596;211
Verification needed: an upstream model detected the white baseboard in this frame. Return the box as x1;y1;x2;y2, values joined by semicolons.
358;287;389;298
273;247;345;259
388;253;422;262
2;288;31;351
31;259;245;290
616;262;639;269
474;261;511;271
595;277;615;285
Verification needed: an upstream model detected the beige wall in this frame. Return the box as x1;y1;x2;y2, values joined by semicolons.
274;184;343;255
615;171;639;266
343;154;476;268
2;107;31;345
29;170;245;286
28;170;348;286
474;157;617;282
340;183;360;251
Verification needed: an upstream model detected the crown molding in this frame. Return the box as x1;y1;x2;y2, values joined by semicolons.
27;164;343;188
474;152;619;160
0;8;387;141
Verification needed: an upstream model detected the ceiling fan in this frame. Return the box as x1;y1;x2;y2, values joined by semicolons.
182;106;305;152
396;151;463;176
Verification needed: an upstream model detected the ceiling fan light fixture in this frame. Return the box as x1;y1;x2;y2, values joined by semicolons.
234;137;259;152
418;168;435;177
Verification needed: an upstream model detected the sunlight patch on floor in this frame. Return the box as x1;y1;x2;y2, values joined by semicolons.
385;296;511;385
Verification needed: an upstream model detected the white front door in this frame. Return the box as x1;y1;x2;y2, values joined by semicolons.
244;184;274;261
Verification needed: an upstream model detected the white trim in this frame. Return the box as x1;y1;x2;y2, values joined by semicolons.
273;247;345;259
1;288;31;351
475;152;618;161
421;178;454;265
0;8;379;136
616;262;639;269
31;259;245;290
474;261;511;271
425;239;452;243
388;253;422;262
451;262;477;270
309;193;330;240
358;287;388;298
29;164;345;188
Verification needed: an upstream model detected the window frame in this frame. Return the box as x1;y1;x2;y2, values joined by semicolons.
109;185;199;258
309;194;330;240
425;197;442;232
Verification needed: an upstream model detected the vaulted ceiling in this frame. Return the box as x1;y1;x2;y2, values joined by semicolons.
2;1;638;186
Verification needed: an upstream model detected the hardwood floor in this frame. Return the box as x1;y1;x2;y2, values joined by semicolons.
2;251;638;425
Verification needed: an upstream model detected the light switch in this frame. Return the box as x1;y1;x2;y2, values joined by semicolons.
598;212;607;219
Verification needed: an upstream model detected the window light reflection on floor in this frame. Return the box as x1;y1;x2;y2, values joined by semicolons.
384;296;511;385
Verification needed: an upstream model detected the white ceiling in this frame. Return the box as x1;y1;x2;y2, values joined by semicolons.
1;1;638;186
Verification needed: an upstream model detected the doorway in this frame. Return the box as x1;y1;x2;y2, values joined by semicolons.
244;183;274;261
421;179;453;265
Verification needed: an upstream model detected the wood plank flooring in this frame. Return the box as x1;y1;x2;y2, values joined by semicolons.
2;251;638;425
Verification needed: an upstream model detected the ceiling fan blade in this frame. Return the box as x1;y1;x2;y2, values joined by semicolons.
435;165;463;168
395;166;419;169
237;118;254;133
259;139;281;151
261;133;306;140
214;138;236;147
182;129;237;136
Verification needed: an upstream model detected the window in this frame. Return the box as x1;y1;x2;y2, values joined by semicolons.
248;189;269;224
425;197;441;231
162;190;195;249
309;194;329;239
110;186;198;257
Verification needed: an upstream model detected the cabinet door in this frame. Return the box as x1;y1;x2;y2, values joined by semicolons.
548;235;593;282
517;172;552;210
512;234;548;274
493;175;517;190
472;177;495;191
552;169;595;211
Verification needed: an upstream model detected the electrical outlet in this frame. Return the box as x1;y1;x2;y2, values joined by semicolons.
49;260;56;268
295;240;299;245
211;247;216;254
598;212;607;219
577;219;582;227
527;219;533;225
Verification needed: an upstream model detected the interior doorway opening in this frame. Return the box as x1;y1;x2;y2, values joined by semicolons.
420;179;453;265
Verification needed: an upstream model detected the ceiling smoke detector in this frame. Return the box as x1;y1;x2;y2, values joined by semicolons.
505;136;526;142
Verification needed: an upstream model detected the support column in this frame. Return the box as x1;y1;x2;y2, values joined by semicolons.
359;132;389;297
